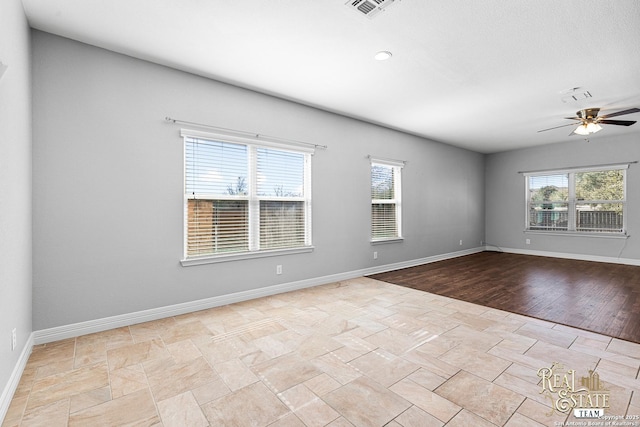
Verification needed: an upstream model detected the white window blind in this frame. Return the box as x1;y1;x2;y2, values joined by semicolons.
256;148;307;250
184;133;312;259
371;158;403;241
525;165;626;234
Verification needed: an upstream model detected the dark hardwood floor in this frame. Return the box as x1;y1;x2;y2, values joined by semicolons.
368;251;640;343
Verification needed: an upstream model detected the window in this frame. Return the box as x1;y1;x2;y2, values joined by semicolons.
525;165;627;234
183;131;312;261
371;158;403;241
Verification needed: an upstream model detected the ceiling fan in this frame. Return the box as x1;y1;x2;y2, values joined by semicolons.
538;107;640;136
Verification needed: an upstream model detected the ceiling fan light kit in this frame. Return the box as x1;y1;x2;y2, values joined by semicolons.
573;109;604;135
573;122;602;136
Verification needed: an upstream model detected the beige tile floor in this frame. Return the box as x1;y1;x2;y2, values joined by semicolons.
3;277;640;426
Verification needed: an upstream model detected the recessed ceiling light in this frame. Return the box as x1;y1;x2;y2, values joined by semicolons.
374;51;392;61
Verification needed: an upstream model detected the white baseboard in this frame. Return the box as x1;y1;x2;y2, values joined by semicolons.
8;245;634;423
365;247;483;275
496;247;640;266
33;247;483;345
0;332;34;425
15;244;631;420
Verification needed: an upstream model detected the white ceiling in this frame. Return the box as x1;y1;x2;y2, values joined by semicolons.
20;0;640;153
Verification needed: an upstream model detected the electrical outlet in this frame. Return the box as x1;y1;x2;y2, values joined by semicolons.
526;238;531;245
459;239;463;246
373;251;378;260
276;265;282;275
11;328;16;351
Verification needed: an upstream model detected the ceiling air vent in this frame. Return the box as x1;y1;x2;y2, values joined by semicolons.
559;87;593;103
346;0;400;19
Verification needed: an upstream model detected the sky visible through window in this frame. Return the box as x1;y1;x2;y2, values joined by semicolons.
529;174;568;190
257;148;304;197
185;137;304;197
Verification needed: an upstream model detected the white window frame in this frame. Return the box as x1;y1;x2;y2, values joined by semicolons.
524;164;628;237
181;129;314;266
370;157;404;243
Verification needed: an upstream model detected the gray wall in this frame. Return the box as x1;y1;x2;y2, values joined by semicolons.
32;31;485;331
485;134;640;260
0;0;32;405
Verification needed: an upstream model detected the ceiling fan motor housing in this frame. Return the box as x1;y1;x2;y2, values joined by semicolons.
577;108;600;120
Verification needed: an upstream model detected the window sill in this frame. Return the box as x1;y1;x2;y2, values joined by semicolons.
370;237;404;245
181;246;314;266
524;230;629;239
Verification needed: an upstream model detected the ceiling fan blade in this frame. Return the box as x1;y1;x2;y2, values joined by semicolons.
537;123;579;133
599;108;640;119
564;117;581;121
599;119;637;126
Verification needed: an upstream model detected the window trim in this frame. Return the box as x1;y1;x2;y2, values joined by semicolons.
181;246;314;267
181;129;314;265
370;157;404;243
523;164;628;236
181;129;316;155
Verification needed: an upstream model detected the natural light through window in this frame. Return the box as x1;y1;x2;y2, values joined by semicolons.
371;158;403;242
183;131;312;262
525;165;627;235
